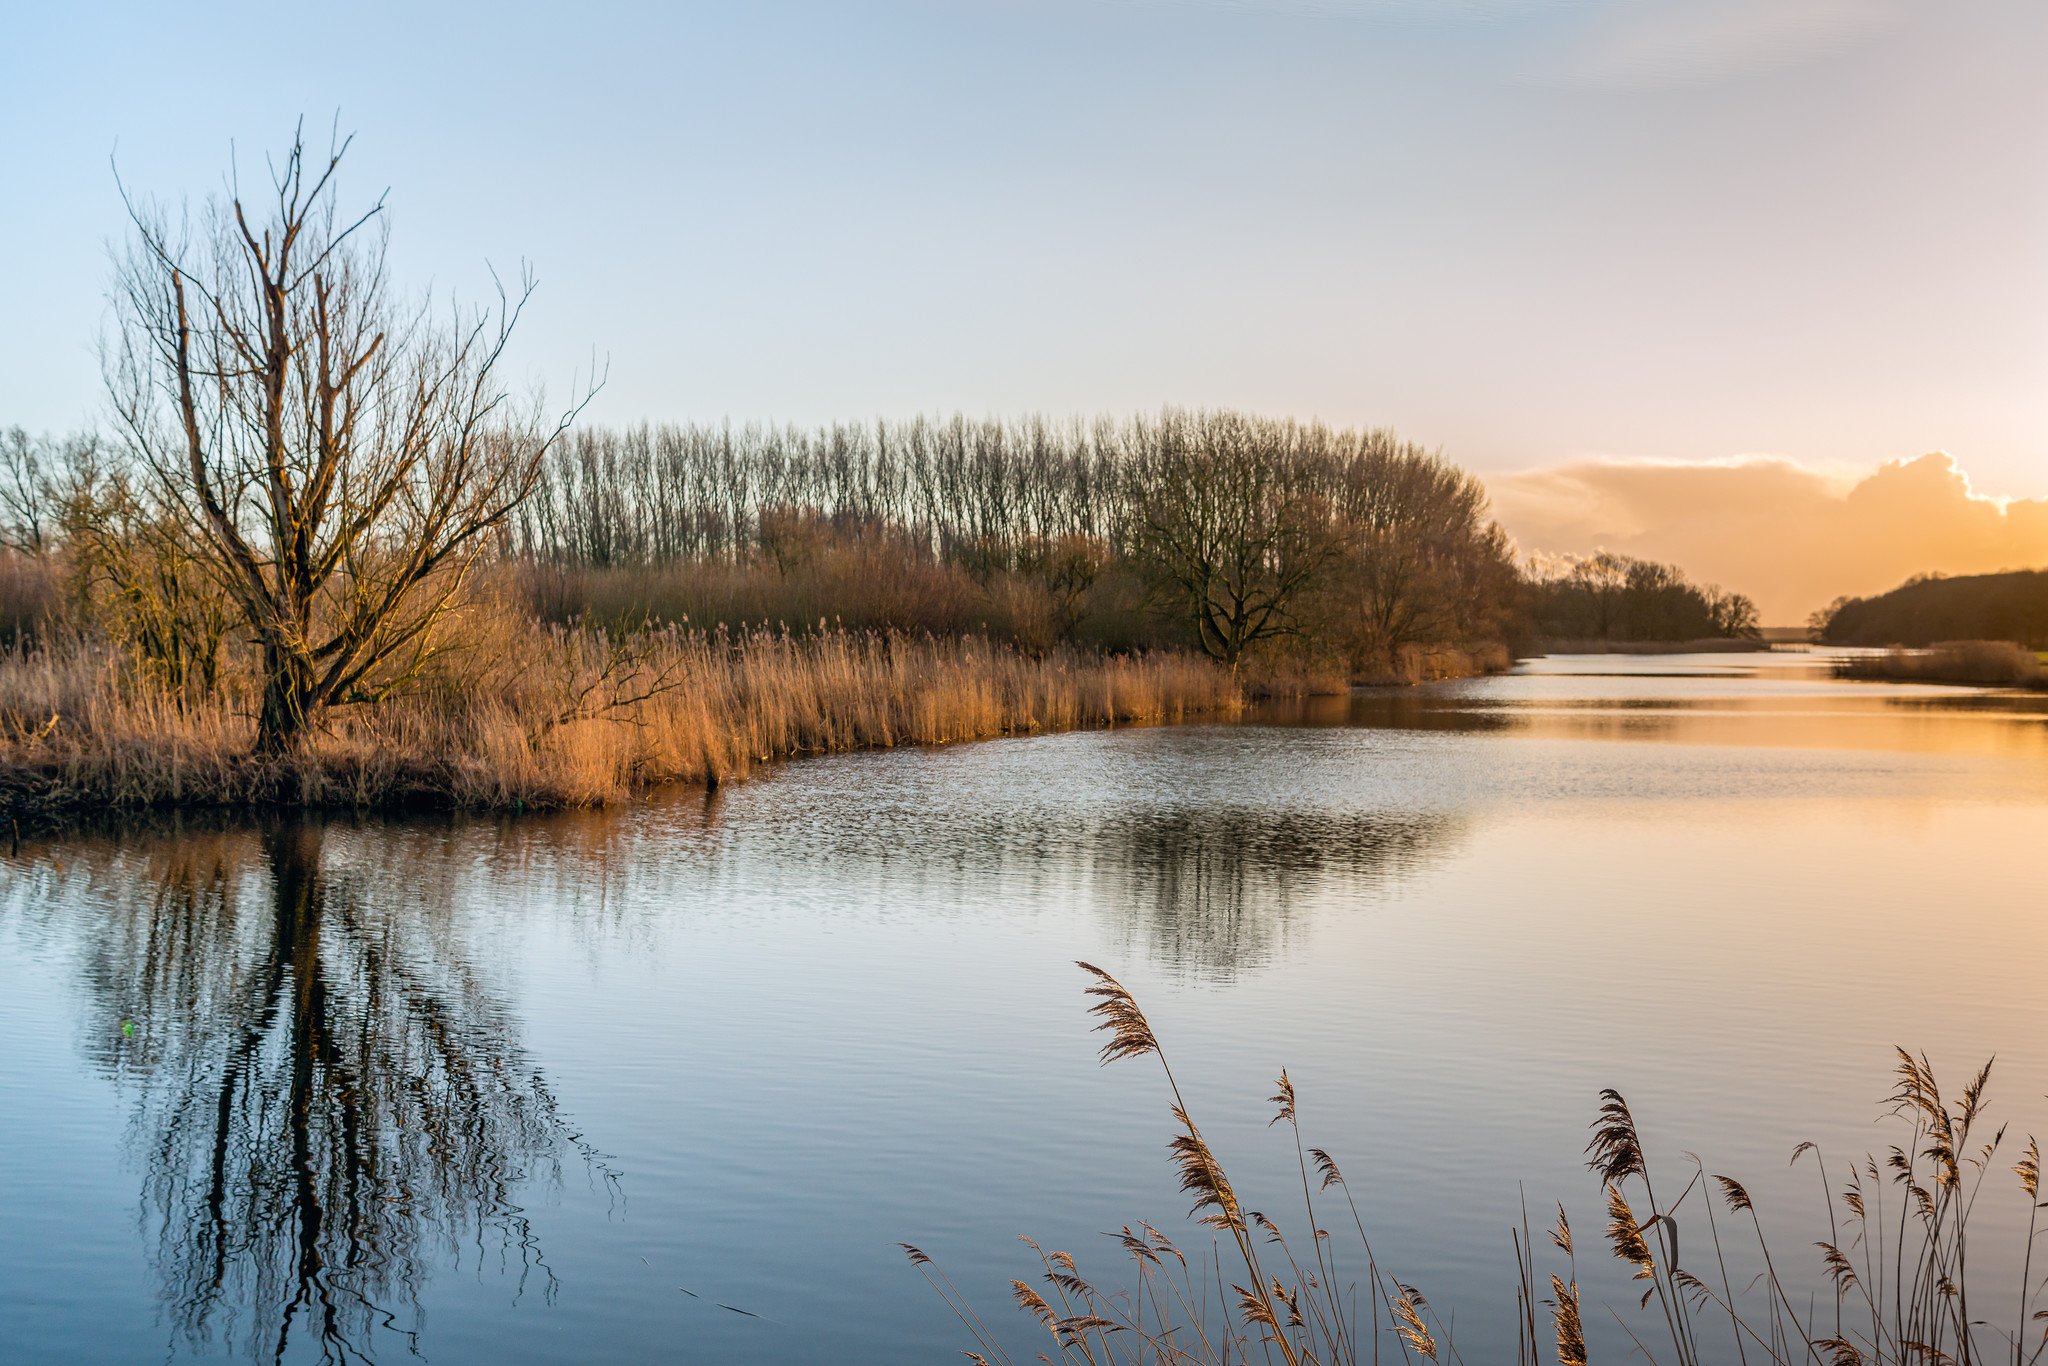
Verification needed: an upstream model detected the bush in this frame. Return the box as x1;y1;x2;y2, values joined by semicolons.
1834;639;2045;688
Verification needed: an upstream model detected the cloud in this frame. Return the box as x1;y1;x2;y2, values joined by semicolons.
1541;0;1906;88
1086;0;1905;88
1488;453;2048;623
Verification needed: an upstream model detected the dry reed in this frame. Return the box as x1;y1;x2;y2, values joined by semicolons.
0;625;1241;819
906;967;2048;1366
1834;640;2047;689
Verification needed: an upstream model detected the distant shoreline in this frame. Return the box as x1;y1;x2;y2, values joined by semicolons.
1531;636;1772;655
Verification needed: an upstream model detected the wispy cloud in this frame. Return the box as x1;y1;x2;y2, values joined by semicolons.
1489;452;2048;623
1079;0;1516;18
1078;0;1903;86
1541;0;1907;88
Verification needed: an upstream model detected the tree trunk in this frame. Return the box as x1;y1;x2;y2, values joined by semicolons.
255;642;315;758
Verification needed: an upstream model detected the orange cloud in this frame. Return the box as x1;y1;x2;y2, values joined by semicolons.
1487;453;2048;624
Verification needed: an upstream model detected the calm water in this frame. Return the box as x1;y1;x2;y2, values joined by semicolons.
4;651;2047;1363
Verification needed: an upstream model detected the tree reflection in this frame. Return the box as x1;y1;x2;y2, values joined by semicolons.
61;820;596;1364
1092;805;1462;978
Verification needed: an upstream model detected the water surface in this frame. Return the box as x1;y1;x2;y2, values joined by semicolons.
4;651;2046;1363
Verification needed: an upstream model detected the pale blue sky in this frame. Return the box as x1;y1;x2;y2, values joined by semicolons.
3;1;2043;495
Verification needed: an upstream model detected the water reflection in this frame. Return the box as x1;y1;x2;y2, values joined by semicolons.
38;821;598;1364
1252;652;2048;757
436;782;1468;981
6;652;2047;1365
1092;805;1462;976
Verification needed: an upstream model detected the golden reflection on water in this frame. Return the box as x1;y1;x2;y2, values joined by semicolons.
1257;651;2048;759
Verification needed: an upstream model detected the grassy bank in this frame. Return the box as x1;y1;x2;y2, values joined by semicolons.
0;405;1536;823
0;541;1523;824
0;625;1241;820
1833;639;2047;689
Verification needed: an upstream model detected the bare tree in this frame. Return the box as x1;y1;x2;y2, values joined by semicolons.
1703;585;1761;639
108;122;591;756
0;427;81;555
1348;527;1439;668
1124;410;1339;665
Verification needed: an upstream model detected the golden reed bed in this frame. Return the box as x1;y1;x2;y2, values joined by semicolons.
0;625;1241;818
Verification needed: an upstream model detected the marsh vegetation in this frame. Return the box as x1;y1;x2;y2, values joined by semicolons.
910;965;2048;1366
1833;640;2047;690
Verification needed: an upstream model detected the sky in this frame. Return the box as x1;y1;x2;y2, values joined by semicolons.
1492;453;2048;623
3;0;2044;619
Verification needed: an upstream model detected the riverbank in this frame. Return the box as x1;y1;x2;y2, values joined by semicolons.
1359;639;1514;683
1833;638;2047;689
0;628;1242;821
1;615;1526;824
1535;636;1771;654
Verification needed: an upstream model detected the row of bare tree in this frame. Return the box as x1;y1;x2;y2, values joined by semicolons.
516;411;1525;667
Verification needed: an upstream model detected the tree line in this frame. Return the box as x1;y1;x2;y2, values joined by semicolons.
1813;569;2048;648
1524;551;1760;644
514;411;1526;667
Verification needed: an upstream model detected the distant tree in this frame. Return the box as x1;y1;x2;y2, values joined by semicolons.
1529;551;1751;642
59;451;237;701
1559;553;1631;639
1015;533;1112;644
1703;586;1761;639
1123;411;1339;665
1807;594;1853;642
1332;440;1499;669
107;123;591;755
1348;527;1438;666
513;411;1527;666
1818;570;2048;649
0;428;82;555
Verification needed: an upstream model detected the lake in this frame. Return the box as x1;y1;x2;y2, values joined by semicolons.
4;651;2046;1363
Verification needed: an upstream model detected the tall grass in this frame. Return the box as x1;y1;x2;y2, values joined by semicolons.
1834;641;2047;689
0;625;1240;819
906;965;2048;1366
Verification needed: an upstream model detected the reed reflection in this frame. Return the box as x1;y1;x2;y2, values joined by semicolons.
59;821;597;1365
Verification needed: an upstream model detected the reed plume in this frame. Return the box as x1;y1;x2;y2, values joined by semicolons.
1077;961;1160;1065
1588;1089;1648;1185
1552;1275;1587;1366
